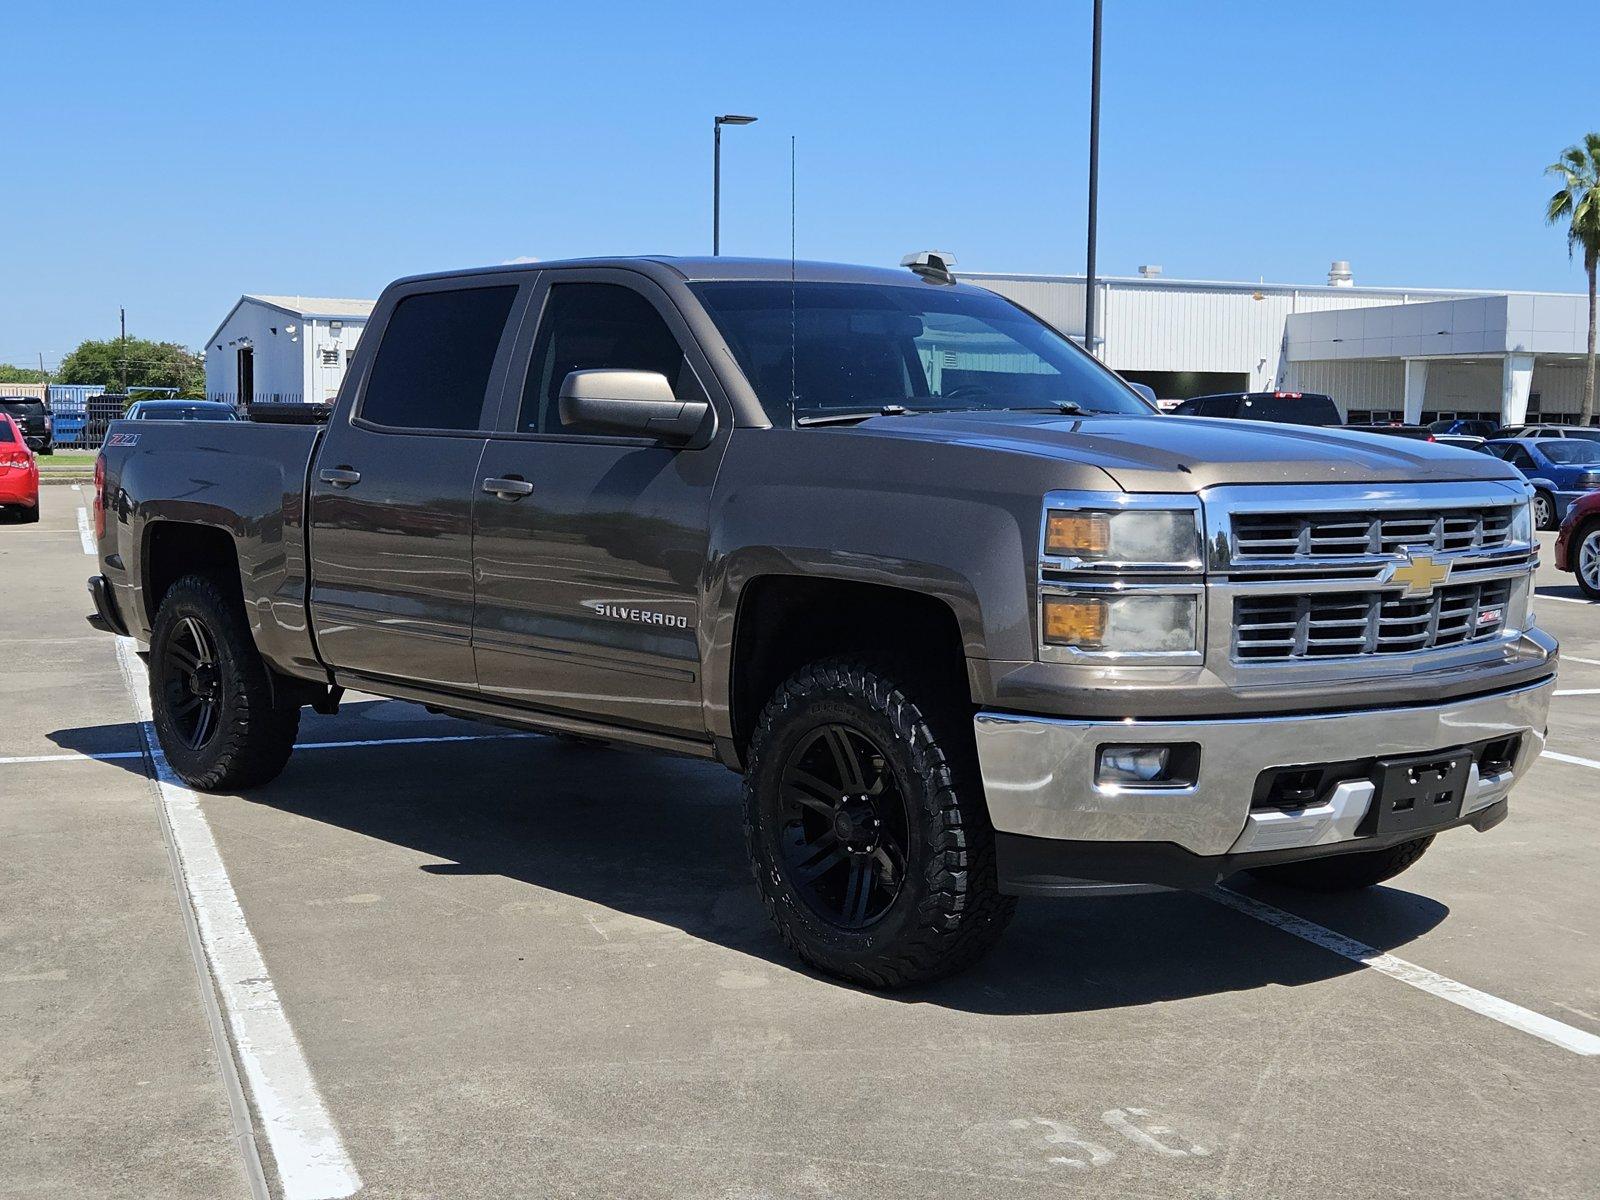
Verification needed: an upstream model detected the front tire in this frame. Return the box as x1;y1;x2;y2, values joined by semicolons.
149;574;300;790
743;658;1015;988
1574;520;1600;602
1533;490;1557;531
1245;835;1434;892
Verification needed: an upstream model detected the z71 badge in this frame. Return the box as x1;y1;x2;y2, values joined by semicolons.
106;432;140;447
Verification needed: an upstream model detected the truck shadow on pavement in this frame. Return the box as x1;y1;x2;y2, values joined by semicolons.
52;704;1450;1016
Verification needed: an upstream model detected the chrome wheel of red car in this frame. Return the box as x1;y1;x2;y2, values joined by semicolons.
1579;524;1600;601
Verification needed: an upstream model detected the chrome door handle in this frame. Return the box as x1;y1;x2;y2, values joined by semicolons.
319;467;361;488
482;476;533;499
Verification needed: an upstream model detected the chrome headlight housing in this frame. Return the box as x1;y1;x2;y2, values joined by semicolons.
1038;493;1205;662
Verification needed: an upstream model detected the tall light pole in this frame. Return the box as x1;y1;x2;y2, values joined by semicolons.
1083;0;1103;358
713;114;758;255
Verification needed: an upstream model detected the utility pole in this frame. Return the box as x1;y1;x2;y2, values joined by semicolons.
1083;0;1103;359
119;307;127;395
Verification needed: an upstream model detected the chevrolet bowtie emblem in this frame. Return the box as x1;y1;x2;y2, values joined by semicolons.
1388;551;1452;597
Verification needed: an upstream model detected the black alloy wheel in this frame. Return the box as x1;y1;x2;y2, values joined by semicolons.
162;615;223;750
777;723;911;929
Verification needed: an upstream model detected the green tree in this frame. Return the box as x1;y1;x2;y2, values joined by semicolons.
0;363;49;384
57;337;205;396
1546;133;1600;426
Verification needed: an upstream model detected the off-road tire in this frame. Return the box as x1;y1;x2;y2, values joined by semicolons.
1533;490;1556;531
743;657;1015;988
149;574;300;790
1246;835;1434;892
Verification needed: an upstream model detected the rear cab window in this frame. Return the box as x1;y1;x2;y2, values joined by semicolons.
359;285;520;431
1238;394;1340;425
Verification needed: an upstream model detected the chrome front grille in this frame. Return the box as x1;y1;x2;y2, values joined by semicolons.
1233;507;1516;561
1233;579;1514;662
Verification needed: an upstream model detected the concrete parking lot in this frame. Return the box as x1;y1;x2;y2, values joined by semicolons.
4;488;1598;1200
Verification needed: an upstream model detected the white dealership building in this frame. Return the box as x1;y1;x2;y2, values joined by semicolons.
962;262;1594;426
204;295;375;406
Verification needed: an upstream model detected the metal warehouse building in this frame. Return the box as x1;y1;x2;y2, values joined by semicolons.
963;263;1594;426
204;295;374;406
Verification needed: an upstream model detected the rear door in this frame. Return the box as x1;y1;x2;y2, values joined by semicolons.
469;270;730;736
307;276;529;694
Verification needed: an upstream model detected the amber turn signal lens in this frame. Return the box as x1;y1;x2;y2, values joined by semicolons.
1043;596;1106;646
1046;511;1111;558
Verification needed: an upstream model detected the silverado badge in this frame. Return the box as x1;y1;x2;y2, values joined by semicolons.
1388;550;1452;597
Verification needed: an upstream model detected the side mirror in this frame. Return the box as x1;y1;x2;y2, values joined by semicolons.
558;369;710;443
1127;381;1158;408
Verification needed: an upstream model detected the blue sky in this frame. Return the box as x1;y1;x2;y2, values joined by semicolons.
2;0;1596;369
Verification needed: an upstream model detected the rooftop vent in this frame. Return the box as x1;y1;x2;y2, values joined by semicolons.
1138;264;1162;278
1328;260;1353;287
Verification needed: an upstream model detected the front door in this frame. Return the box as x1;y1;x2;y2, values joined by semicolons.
471;272;729;736
307;278;527;694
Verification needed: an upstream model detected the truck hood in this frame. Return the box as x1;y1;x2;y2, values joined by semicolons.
848;412;1525;493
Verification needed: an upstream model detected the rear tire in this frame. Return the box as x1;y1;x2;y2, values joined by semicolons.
1533;490;1557;531
1245;835;1434;892
149;574;300;790
743;657;1015;988
1574;520;1600;602
20;503;39;524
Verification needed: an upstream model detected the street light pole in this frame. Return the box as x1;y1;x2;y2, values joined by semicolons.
1083;0;1103;359
712;114;758;256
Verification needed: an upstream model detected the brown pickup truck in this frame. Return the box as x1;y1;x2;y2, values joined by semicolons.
89;256;1558;985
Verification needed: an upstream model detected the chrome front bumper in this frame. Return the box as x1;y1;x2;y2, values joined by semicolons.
973;676;1555;858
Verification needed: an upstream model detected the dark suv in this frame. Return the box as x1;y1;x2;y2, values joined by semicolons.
0;396;53;454
1170;390;1341;427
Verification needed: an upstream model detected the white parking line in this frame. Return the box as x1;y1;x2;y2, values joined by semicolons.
1211;887;1600;1056
1538;592;1593;605
1553;689;1600;697
114;637;361;1200
0;730;541;768
76;506;95;556
1541;750;1600;771
1564;656;1600;667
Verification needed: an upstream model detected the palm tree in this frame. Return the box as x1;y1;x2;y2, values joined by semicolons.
1546;133;1600;426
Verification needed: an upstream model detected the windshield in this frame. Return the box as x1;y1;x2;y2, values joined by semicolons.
140;404;234;420
689;282;1154;424
0;420;15;442
1539;439;1600;465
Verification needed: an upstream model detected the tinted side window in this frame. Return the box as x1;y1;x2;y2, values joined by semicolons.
360;285;518;431
1504;446;1535;470
517;283;689;434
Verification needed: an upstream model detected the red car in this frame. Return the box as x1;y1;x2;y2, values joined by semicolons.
1554;488;1600;601
0;414;40;523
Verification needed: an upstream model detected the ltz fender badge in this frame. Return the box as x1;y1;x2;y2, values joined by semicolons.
582;600;691;629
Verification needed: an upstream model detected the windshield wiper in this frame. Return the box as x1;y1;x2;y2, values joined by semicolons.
794;404;909;427
1007;401;1084;414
